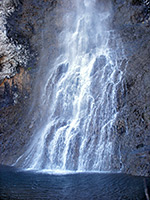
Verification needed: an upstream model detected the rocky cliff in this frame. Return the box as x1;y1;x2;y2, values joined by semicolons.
0;0;60;165
112;0;150;176
0;0;150;176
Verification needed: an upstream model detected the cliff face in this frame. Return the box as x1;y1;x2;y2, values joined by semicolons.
112;0;150;176
0;0;60;165
0;0;150;176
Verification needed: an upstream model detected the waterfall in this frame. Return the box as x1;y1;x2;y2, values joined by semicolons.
15;0;126;172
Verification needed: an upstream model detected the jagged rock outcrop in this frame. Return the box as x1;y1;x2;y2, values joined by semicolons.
0;0;31;109
0;0;30;81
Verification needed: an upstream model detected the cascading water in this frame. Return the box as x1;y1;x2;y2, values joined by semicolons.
15;0;126;172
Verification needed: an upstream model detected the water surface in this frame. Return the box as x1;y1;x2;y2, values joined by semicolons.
0;165;149;200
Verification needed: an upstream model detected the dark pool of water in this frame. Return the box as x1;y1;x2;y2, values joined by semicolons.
0;165;150;200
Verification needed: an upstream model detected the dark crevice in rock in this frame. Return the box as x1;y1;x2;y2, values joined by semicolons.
136;143;144;149
131;0;143;6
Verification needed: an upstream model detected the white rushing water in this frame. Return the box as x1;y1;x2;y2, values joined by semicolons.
15;0;126;172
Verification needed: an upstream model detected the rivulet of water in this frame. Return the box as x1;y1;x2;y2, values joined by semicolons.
14;0;126;172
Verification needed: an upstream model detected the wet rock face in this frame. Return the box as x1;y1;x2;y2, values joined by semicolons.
0;0;60;165
112;0;150;176
0;68;30;107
